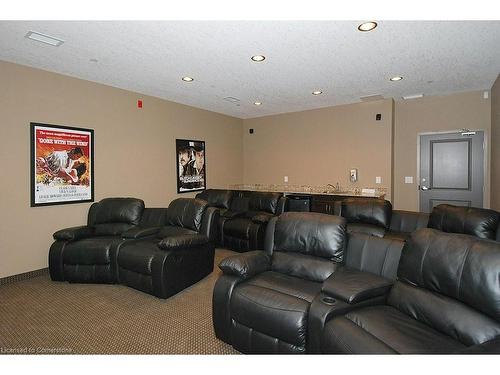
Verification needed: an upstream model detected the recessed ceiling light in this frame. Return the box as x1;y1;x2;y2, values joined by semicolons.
25;31;64;47
182;76;194;82
254;101;262;106
358;22;378;32
312;90;323;95
390;76;403;82
251;55;266;62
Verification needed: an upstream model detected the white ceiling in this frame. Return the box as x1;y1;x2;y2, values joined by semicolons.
1;21;499;119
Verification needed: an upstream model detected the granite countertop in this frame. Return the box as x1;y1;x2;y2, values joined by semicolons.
229;185;386;199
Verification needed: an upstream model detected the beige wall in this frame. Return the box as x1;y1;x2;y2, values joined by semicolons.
492;75;500;211
1;59;496;278
394;91;491;211
242;99;394;200
0;61;243;278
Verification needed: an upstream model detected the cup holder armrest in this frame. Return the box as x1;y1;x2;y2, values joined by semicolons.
322;296;337;305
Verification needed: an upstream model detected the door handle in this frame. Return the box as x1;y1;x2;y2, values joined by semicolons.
420;186;431;191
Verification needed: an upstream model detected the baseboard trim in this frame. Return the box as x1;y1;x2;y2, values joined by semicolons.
0;268;49;286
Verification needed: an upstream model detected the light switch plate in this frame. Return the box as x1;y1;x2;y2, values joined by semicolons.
375;176;381;184
405;176;414;184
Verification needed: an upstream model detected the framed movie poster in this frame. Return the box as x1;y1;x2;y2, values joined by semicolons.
30;122;94;207
176;139;206;193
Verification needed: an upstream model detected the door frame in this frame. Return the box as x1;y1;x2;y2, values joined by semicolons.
416;129;488;210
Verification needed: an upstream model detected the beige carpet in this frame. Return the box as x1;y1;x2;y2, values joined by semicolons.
0;249;239;354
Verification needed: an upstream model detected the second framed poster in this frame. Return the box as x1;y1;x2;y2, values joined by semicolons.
176;139;206;193
30;122;94;207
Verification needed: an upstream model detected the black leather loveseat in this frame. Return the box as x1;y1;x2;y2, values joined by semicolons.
320;227;500;354
339;199;500;243
220;191;285;252
49;197;218;298
213;211;406;353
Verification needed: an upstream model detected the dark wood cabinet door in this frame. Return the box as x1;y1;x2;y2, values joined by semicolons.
311;201;329;214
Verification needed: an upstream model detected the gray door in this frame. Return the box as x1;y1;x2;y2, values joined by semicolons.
419;131;484;213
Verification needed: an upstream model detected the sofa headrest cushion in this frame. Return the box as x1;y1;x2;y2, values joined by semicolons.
341;198;392;229
248;192;282;214
93;198;145;226
398;228;500;322
166;198;207;232
196;189;233;209
273;212;346;261
428;204;500;240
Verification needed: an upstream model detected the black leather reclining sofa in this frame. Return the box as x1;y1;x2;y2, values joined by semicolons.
320;228;500;354
196;189;286;252
49;197;218;298
213;211;405;353
213;210;500;354
340;198;500;242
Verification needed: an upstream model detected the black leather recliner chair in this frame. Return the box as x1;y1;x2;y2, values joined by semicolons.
428;204;500;240
320;228;500;354
49;198;147;283
213;212;347;353
117;198;218;298
341;198;392;238
221;192;285;252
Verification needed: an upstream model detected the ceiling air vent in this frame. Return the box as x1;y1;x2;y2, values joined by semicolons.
402;94;424;100
25;31;65;47
223;97;240;103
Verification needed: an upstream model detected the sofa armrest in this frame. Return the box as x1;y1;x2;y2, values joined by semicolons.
322;267;393;304
122;226;161;239
276;196;287;215
200;206;220;242
53;225;94;241
213;274;241;342
157;234;209;250
218;250;270;279
307;291;387;353
221;210;245;219
456;338;500;354
252;212;274;224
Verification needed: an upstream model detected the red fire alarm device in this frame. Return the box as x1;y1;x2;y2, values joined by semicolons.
137;100;143;109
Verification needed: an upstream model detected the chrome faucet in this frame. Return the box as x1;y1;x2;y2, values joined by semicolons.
326;182;341;192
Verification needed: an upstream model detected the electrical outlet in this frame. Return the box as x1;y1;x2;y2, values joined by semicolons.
284;176;288;183
375;176;381;184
